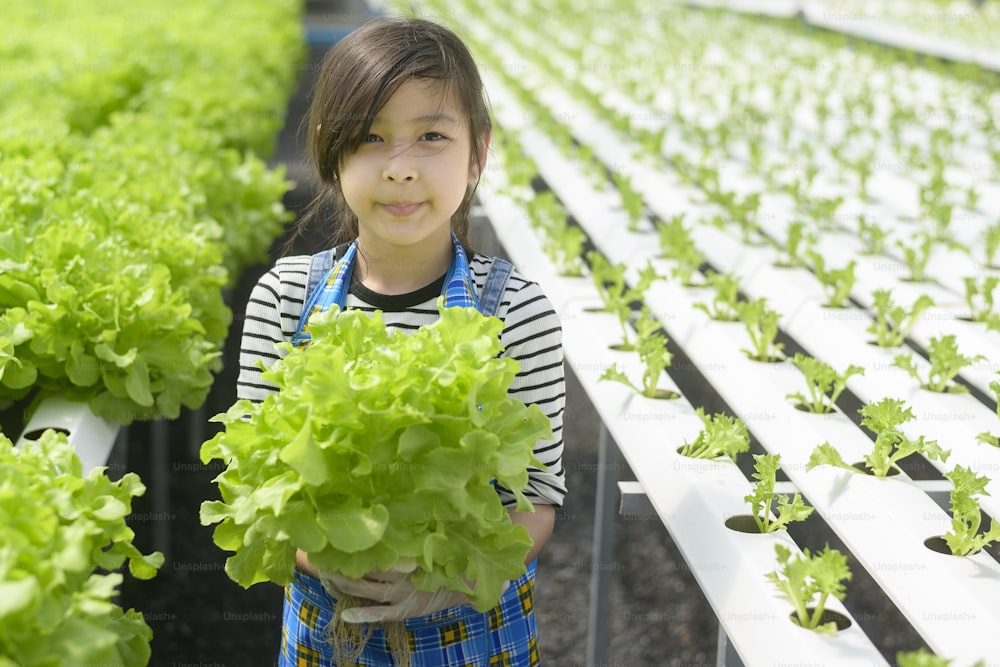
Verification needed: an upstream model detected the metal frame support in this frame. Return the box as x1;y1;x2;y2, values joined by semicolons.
586;424;621;666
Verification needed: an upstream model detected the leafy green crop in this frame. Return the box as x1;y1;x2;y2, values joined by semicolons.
807;398;950;477
200;302;551;612
975;379;1000;448
0;430;162;666
786;353;864;414
867;289;934;348
735;297;784;362
677;409;750;460
0;0;301;423
766;543;851;634
810;253;856;309
694;271;742;322
744;454;813;533
599;310;674;399
893;334;983;393
941;465;1000;557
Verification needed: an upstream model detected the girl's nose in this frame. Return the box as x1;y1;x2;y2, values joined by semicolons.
383;150;417;182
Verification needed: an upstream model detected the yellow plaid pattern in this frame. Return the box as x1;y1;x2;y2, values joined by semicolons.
280;561;541;666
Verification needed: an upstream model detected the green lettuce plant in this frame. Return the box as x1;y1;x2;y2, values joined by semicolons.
0;430;162;666
807;398;950;477
786;353;864;414
941;465;1000;557
677;409;750;460
744;454;813;533
892;334;983;393
767;543;851;634
200;301;550;612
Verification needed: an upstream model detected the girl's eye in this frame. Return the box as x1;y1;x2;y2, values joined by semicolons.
364;134;382;143
421;132;446;141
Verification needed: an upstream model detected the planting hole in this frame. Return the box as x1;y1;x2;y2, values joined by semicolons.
789;608;852;632
649;388;680;400
791;403;833;415
724;514;765;534
923;536;955;556
851;461;901;477
21;427;71;441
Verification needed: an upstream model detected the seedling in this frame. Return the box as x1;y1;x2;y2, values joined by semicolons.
807;398;950;477
735;297;784;362
806;195;844;230
599;317;675;400
867;289;934;348
974;379;1000;448
773;220;814;269
542;224;586;277
694;271;742;322
856;214;889;256
893;334;984;393
766;543;851;634
612;172;644;231
810;253;856;309
941;465;1000;557
655;213;706;285
744;454;814;533
896;647;985;667
981;222;1000;269
963;276;1000;329
896;233;934;282
586;253;659;347
677;408;750;460
786;353;864;414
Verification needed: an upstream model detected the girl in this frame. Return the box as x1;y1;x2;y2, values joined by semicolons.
236;16;567;667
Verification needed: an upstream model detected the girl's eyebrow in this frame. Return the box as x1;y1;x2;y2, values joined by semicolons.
373;112;458;126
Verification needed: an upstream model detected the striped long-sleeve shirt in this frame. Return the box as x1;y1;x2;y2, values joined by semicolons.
236;250;568;508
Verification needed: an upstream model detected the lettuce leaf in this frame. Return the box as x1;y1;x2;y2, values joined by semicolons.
200;301;551;612
0;430;163;666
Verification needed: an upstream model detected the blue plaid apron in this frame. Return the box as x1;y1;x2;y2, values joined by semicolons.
281;235;540;666
292;233;481;349
280;562;540;667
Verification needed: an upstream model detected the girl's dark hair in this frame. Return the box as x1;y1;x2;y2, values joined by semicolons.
288;17;492;253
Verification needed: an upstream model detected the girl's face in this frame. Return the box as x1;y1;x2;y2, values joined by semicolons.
339;78;482;257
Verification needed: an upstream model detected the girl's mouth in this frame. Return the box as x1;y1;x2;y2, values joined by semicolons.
383;202;423;216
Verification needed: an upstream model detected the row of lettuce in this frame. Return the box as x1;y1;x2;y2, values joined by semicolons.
0;0;303;426
0;1;304;665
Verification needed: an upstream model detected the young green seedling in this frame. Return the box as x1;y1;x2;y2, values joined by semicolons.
896;233;934;282
893;334;984;393
786;353;865;414
974;379;1000;447
744;454;814;533
542;223;586;277
677;408;750;460
807;398;950;477
766;543;851;634
981;222;1000;269
735;297;784;362
857;214;889;256
810;252;856;308
599;317;675;400
867;289;934;348
963;276;1000;328
612;172;644;232
693;271;742;322
941;465;1000;557
896;647;985;667
773;220;814;269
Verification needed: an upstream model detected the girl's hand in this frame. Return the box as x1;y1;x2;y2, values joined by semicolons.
295;548;320;578
320;570;503;623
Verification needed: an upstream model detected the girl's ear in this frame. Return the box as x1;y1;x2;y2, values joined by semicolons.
469;129;492;182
